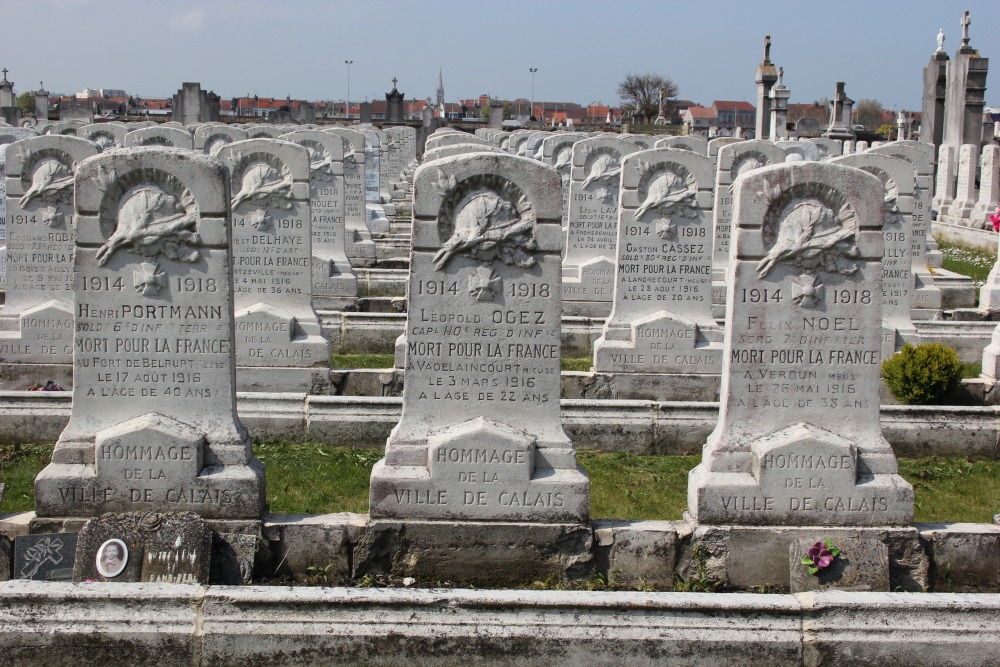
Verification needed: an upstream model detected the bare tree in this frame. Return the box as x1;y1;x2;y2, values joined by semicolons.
617;73;679;124
855;99;884;131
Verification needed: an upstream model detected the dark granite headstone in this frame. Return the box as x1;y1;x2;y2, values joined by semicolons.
73;511;212;583
14;533;78;580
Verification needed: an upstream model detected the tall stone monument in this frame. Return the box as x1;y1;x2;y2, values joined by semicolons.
941;11;989;152
769;68;791;140
369;152;589;521
921;28;950;150
0;135;100;389
34;147;265;519
688;161;914;526
385;78;405;124
822;82;855;141
755;36;778;140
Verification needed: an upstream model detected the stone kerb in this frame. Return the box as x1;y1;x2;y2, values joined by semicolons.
193;125;249;155
655;135;708;155
562;136;641;317
79;123;127;150
280;130;364;299
541;133;585;231
869;140;945;289
594;148;722;379
423;143;497;163
123;126;195;150
34;146;265;519
0;135;101;382
688;160;914;526
369;152;589;522
831;152;919;357
216;139;331;383
711;140;788;305
318;127;376;265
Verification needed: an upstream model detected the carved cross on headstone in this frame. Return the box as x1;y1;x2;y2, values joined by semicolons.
961;11;971;46
763;35;772;63
392;77;398;89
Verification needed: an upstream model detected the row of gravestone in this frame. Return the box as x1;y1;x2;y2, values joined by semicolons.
419;131;941;368
0;130;406;392
25;147;913;532
933;141;1000;231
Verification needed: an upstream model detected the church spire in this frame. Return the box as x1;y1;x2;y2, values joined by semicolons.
436;68;445;117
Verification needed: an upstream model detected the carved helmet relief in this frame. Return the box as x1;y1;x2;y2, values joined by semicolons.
300;141;334;182
229;152;293;211
732;151;769;179
579;146;622;189
140;136;174;147
756;182;860;281
633;159;697;229
433;174;536;272
94;166;201;268
19;152;74;208
93;132;118;150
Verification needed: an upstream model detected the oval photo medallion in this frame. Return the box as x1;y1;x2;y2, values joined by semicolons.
95;538;128;578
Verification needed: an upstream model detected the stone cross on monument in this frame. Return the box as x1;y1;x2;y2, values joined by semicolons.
961;11;971;47
654;87;667;125
763;35;771;64
392;77;398;89
1;68;8;82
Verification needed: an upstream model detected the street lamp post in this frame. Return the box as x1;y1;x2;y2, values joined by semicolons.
345;60;353;118
529;67;538;123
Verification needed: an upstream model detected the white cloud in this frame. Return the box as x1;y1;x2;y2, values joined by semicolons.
169;9;207;34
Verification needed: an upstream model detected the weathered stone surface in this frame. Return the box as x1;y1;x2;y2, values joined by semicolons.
919;522;1000;592
12;532;77;580
78;123;127;150
353;520;593;587
123;125;194;150
193;124;248;155
370;152;589;522
788;537;889;592
592;519;678;590
34;147;265;520
689;161;914;526
540;132;585;229
321;127;376;264
262;513;352;582
655;135;708;155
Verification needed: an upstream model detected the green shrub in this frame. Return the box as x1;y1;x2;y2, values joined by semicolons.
880;343;963;405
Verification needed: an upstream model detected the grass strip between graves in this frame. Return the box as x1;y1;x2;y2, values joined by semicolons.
1;443;998;524
938;240;997;288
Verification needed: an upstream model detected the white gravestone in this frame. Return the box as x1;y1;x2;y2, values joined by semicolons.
124;126;194;150
832;153;919;357
423;143;497;163
931;145;955;214
869;141;944;300
688;161;914;526
79;124;127;150
943;143;979;225
506;130;534;156
370;153;589;521
562;136;640;317
810;138;843;159
216;139;330;389
711;140;787;310
33;147;266;519
972;144;1000;228
655;135;708;155
593;148;722;388
359;128;381;204
0;135;100;386
540;133;585;232
320;128;377;264
193;125;249;155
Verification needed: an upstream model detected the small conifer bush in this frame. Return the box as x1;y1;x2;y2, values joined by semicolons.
880;343;963;405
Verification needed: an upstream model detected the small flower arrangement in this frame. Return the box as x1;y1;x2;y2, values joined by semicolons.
802;539;840;575
27;380;64;391
990;206;1000;232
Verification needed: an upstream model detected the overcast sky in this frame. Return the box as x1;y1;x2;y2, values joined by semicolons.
2;0;998;111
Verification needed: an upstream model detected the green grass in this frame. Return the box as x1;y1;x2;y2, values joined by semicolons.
938;240;996;288
961;362;981;379
3;444;998;524
561;357;593;372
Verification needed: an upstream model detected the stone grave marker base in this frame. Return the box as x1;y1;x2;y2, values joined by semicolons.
0;362;72;391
